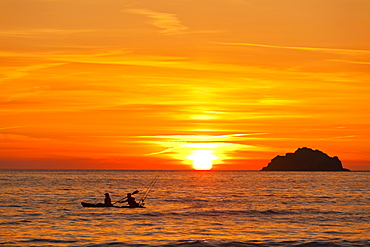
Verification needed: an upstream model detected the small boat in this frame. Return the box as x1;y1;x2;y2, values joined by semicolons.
81;202;145;208
81;172;159;209
81;202;112;207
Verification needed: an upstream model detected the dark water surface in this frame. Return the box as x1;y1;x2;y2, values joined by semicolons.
0;170;369;246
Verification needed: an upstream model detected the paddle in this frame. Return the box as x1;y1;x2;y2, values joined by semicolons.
113;190;139;204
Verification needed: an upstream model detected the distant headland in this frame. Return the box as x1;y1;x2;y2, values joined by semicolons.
261;147;350;171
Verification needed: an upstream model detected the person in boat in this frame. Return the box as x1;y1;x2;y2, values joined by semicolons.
104;193;113;206
120;193;139;207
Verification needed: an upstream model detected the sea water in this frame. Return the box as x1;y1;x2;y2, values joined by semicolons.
0;170;369;246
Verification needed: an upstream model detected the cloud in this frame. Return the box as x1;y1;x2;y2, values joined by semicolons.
0;133;50;142
139;134;268;167
137;133;264;141
0;125;32;130
138;133;267;157
219;42;370;56
145;145;187;156
126;8;188;34
0;63;65;82
329;59;370;65
0;29;95;38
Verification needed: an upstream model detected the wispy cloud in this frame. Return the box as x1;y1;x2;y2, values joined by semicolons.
126;8;188;34
0;63;65;82
139;133;267;158
0;29;96;38
137;133;265;141
329;59;370;65
0;125;32;130
0;133;50;142
140;133;267;167
145;145;187;156
219;42;370;56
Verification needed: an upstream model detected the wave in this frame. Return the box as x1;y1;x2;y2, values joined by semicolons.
0;219;32;225
142;208;347;218
79;240;370;247
3;239;369;247
142;209;287;218
0;204;22;208
19;238;79;244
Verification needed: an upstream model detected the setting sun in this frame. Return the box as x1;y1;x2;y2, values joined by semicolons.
187;149;218;170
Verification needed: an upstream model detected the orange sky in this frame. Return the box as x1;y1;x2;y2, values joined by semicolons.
1;0;370;170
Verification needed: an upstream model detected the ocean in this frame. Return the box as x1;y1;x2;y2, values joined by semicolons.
0;170;369;247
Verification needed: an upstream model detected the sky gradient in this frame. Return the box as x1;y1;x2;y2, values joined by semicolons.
1;0;370;170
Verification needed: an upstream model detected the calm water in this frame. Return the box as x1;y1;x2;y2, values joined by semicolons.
0;170;369;247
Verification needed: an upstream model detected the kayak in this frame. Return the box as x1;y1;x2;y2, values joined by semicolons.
81;202;112;207
81;202;145;208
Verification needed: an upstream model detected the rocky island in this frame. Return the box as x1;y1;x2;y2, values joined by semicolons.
261;147;350;171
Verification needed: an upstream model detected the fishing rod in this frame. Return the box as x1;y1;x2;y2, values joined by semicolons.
138;171;160;207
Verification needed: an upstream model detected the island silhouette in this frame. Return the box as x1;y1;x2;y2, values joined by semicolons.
261;147;350;171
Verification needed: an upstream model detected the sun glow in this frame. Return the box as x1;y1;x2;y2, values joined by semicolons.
187;149;218;170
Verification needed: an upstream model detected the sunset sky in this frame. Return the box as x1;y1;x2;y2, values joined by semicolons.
1;0;370;170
